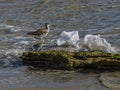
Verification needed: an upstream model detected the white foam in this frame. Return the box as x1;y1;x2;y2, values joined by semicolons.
0;24;13;29
57;31;117;53
17;41;29;45
83;34;116;53
0;24;21;32
57;31;80;47
0;49;24;57
13;36;30;44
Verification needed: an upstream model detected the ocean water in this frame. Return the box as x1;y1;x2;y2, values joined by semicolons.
0;0;120;89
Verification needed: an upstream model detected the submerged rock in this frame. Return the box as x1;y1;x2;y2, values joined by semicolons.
100;72;120;89
20;50;120;70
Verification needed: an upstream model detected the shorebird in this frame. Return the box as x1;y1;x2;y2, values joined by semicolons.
28;23;50;39
28;23;50;51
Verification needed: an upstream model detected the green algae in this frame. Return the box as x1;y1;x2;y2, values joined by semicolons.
20;50;120;70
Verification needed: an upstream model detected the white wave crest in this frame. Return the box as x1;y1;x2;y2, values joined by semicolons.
57;31;117;53
83;34;116;53
57;31;80;47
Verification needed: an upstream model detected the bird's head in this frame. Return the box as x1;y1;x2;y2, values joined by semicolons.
45;23;50;29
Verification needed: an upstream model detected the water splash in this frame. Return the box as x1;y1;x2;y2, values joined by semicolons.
57;31;80;47
0;48;24;57
57;31;117;53
83;34;116;53
0;48;24;67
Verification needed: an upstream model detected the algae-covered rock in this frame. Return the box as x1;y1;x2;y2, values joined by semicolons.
20;50;120;70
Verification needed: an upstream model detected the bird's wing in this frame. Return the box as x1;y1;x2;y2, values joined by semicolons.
28;28;48;35
37;28;48;33
28;29;47;35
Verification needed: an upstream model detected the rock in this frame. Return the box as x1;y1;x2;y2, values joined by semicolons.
99;72;120;89
20;50;120;70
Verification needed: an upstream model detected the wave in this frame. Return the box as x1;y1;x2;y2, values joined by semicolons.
0;48;24;67
82;34;116;53
0;48;24;57
57;31;117;53
0;24;118;54
0;24;21;32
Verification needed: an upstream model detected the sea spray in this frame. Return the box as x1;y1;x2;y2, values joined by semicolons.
83;34;116;53
57;31;80;47
57;31;117;53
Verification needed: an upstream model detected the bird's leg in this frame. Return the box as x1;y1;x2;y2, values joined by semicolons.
38;37;42;45
37;37;46;51
33;37;41;51
30;36;37;51
37;44;44;51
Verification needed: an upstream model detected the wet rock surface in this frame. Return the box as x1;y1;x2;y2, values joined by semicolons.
20;50;120;70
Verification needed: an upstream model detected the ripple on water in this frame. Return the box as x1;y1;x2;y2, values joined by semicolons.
99;71;120;89
0;24;22;32
0;0;120;89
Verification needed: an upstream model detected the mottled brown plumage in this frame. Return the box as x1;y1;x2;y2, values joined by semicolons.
28;23;50;38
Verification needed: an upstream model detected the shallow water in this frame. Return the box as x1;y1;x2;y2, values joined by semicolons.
0;0;120;89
